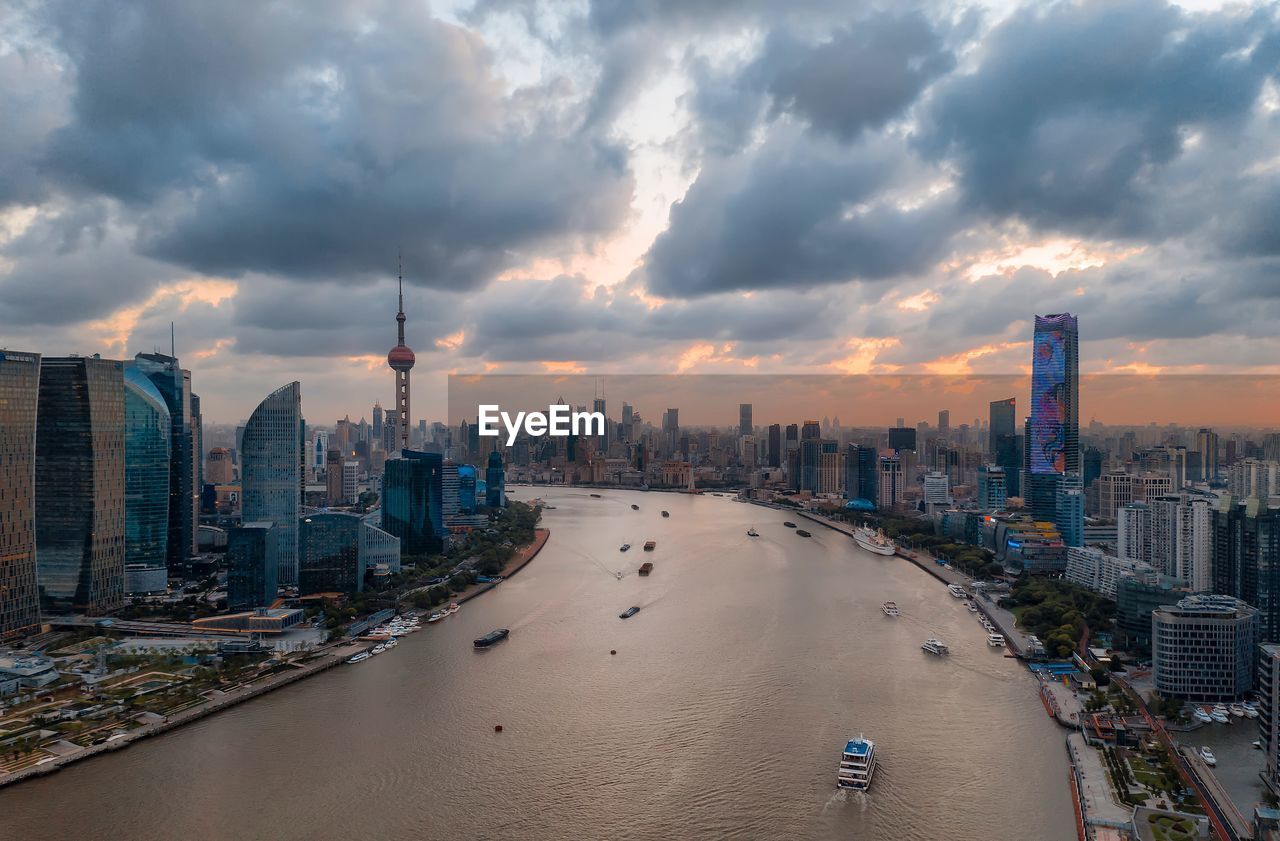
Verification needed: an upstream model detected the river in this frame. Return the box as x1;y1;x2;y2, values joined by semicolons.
0;489;1075;840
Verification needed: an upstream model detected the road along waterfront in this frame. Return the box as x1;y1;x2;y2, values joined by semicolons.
0;490;1074;841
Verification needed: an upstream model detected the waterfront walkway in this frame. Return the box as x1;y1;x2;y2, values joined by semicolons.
0;528;553;791
1067;732;1134;832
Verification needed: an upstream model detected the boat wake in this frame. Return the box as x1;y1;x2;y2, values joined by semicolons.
823;789;869;813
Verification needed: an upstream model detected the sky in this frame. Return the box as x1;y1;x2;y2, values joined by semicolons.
2;0;1279;426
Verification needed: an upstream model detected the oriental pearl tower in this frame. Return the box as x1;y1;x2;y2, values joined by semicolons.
387;259;415;454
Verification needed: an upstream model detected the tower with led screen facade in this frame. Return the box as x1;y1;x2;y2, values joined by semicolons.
1026;313;1079;519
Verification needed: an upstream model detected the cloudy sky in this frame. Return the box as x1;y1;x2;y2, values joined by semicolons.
2;0;1279;425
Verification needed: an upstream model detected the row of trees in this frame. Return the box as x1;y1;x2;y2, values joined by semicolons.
999;578;1116;658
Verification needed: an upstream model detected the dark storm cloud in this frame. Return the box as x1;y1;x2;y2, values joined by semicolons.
13;0;633;289
918;0;1280;238
635;130;960;297
0;203;165;324
755;13;956;141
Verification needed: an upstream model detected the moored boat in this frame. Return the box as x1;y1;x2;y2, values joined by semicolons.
987;633;1005;648
852;526;895;556
1230;703;1246;717
1199;746;1217;766
837;736;877;790
427;613;443;623
447;602;460;614
347;651;371;663
1193;708;1213;724
947;584;968;599
473;629;510;648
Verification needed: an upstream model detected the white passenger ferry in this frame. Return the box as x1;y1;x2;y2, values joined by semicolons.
947;584;968;598
921;638;949;656
837;736;877;790
987;633;1006;648
881;601;900;617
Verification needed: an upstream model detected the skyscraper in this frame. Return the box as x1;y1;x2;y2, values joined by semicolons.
767;424;781;468
1026;313;1078;519
36;356;126;614
382;450;445;558
988;398;1015;455
1197;428;1220;482
1212;496;1280;641
132;352;196;568
937;409;950;437
299;513;364;596
1029;313;1079;475
123;366;171;573
227;522;278;609
0;350;41;638
845;444;878;505
387;263;416;453
739;404;752;437
241;382;303;586
486;450;505;507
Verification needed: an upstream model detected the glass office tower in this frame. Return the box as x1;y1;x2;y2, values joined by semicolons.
241;382;303;586
36;356;127;614
299;513;364;595
124;367;171;571
382;450;445;559
0;350;41;638
132;353;195;568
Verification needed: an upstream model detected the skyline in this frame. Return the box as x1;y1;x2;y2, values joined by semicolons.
3;0;1280;424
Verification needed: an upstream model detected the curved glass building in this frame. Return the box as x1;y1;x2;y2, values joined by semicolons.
124;367;171;572
242;382;303;586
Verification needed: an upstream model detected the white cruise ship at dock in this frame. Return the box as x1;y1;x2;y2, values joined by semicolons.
852;527;896;556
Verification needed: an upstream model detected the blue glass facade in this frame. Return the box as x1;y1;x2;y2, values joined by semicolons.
458;464;477;513
228;522;278;609
242;382;303;586
132;353;195;568
299;513;363;595
124;367;170;571
382;450;444;558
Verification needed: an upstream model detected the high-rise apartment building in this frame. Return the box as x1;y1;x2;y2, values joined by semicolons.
241;382;303;586
0;350;41;638
1098;471;1133;519
878;456;903;511
1212;496;1280;641
1197;428;1219;482
977;464;1007;510
36;356;127;614
1118;502;1152;566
